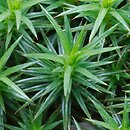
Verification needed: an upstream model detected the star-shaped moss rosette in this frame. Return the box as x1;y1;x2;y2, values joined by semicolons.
58;0;130;42
0;0;46;48
18;6;121;130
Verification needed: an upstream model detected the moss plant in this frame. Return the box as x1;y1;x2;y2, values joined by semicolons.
0;0;130;130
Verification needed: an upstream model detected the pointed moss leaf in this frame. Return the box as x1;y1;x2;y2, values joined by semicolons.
0;109;4;130
0;76;30;101
74;75;100;92
0;123;21;130
64;65;72;99
8;20;14;33
73;90;91;118
86;119;116;130
0;11;9;22
21;0;45;10
37;43;54;54
121;95;129;130
1;62;35;77
112;0;123;8
78;46;120;60
89;7;108;42
21;15;37;38
57;3;99;16
110;35;121;58
40;80;62;99
19;28;33;42
62;98;71;130
40;5;71;54
72;117;82;130
83;24;119;50
46;1;63;11
0;36;22;70
64;15;73;50
91;100;119;128
72;26;86;54
0;93;5;111
43;120;62;130
86;61;114;68
5;32;13;49
15;10;21;30
24;53;64;64
16;81;62;113
95;84;113;94
110;10;130;31
76;67;107;85
40;30;56;53
35;87;61;120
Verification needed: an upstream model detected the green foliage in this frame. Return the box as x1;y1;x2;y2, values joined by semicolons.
0;0;46;48
0;0;130;130
86;95;130;130
21;6;120;130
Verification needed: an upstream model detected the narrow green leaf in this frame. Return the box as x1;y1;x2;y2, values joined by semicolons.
81;87;102;106
40;30;56;53
21;0;45;10
74;75;100;92
57;3;99;16
110;35;121;58
110;10;130;31
0;62;35;77
62;98;71;130
0;108;4;130
0;36;22;70
15;9;21;30
73;89;91;118
112;0;123;8
78;46;120;60
21;15;37;38
34;87;61;120
19;28;33;42
64;15;73;50
0;93;5;111
72;117;82;130
24;53;65;64
91;100;119;128
85;61;114;68
5;32;13;49
97;20;107;61
0;76;30;101
46;1;63;11
7;20;14;33
16;81;62;113
89;7;108;42
0;123;21;130
36;43;53;54
71;25;86;54
121;95;129;130
86;119;116;130
43;121;62;130
0;11;9;22
40;5;71;54
64;65;72;100
75;67;107;85
83;24;119;50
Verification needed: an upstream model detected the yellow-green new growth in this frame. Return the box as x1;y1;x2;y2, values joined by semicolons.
7;0;21;10
101;0;115;8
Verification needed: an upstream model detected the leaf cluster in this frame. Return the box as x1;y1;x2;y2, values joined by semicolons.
0;0;130;130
